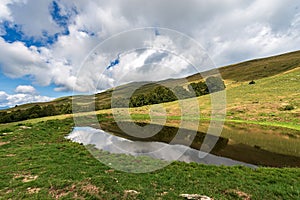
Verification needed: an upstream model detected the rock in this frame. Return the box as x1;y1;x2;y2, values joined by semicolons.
180;194;213;200
124;190;140;195
19;126;32;129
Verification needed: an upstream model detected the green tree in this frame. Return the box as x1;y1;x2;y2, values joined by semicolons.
188;81;209;96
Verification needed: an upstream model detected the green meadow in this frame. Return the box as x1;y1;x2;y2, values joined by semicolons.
0;51;300;199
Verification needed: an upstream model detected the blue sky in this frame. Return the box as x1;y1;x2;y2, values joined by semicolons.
0;0;300;109
0;0;74;108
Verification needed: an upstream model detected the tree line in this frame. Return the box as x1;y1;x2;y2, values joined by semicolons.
0;76;225;123
113;76;225;108
0;104;72;123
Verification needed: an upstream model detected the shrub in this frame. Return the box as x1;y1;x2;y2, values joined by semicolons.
281;105;295;111
249;80;256;85
188;81;209;96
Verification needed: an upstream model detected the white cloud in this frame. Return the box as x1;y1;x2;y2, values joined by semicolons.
0;0;300;95
0;90;53;108
15;85;36;94
0;91;8;101
0;37;52;85
0;0;20;22
5;0;65;37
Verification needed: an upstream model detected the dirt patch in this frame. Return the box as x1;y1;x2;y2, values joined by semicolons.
180;194;213;200
81;183;99;195
105;169;115;173
6;154;16;157
225;189;251;200
49;186;69;199
5;189;13;194
160;191;168;196
27;187;41;194
0;141;10;146
22;175;38;183
73;192;85;200
19;126;32;129
123;190;140;199
13;174;38;183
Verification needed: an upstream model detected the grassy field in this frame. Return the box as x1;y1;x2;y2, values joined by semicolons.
1;51;300;199
1;119;300;199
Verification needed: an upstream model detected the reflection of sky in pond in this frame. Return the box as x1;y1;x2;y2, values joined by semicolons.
66;127;256;168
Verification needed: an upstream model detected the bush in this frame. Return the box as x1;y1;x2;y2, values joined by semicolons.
281;105;295;111
249;80;256;85
129;86;177;107
188;76;225;97
188;81;209;96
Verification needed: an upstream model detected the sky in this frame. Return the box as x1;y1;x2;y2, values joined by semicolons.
0;0;300;109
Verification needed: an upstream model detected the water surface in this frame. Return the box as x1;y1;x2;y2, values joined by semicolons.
67;127;256;168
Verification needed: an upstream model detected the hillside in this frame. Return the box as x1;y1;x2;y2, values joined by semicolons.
188;50;300;82
2;50;300;122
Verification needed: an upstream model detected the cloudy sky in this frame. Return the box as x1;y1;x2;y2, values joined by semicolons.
0;0;300;108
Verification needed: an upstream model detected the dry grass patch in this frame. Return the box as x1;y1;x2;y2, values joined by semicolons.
123;190;140;199
13;173;38;183
6;154;16;157
27;187;41;194
81;183;99;195
0;141;10;146
224;189;251;200
49;186;69;199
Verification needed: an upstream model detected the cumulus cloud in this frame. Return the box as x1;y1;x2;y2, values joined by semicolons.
15;85;36;94
0;86;53;108
5;0;74;38
0;0;299;96
0;37;50;83
0;0;20;22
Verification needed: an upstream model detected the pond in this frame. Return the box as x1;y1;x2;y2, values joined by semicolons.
67;126;256;168
67;121;300;168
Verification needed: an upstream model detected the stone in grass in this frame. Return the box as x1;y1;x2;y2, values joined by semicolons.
180;194;213;200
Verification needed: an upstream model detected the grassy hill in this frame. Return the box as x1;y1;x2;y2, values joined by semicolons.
188;50;300;82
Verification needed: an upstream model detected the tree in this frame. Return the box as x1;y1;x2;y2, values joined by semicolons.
189;81;209;96
42;105;57;116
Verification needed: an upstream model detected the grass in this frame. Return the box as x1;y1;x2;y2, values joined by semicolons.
0;51;300;199
187;50;300;82
1;119;300;199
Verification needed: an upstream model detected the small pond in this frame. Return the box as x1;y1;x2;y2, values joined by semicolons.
67;126;256;168
68;121;300;167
